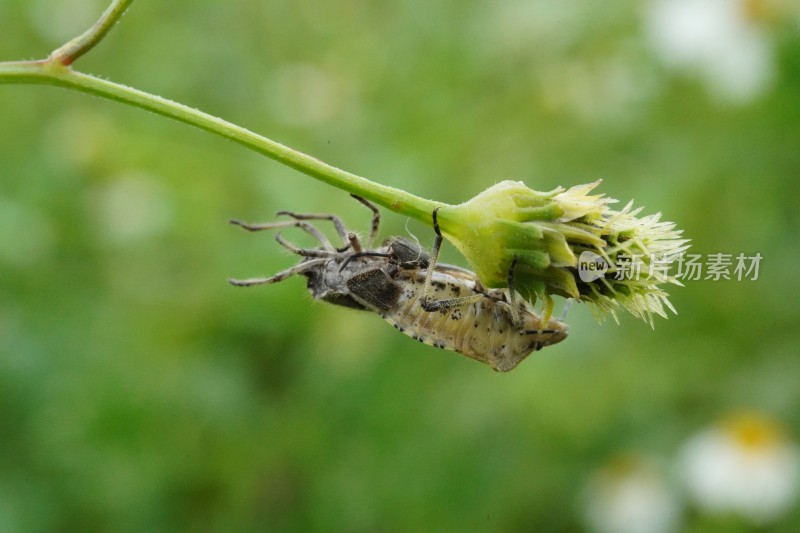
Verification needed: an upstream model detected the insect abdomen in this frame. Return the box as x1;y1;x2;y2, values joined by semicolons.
380;272;522;370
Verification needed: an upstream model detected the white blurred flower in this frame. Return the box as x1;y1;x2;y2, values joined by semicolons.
583;455;682;533
645;0;775;104
679;412;800;525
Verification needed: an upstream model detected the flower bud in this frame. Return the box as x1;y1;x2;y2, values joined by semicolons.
435;180;689;324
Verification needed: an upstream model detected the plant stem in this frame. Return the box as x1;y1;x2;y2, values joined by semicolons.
48;0;134;66
0;60;441;222
0;0;442;223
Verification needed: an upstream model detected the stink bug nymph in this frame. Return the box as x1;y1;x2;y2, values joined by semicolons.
230;196;568;372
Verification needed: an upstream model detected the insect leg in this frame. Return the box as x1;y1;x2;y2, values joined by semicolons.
274;232;340;258
347;233;363;254
229;259;328;287
276;211;350;250
521;295;569;338
421;292;485;312
506;256;524;330
500;255;561;338
230;219;335;251
420;208;485;312
351;194;380;246
420;208;444;312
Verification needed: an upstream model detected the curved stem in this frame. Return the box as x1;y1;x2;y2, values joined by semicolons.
0;0;444;223
48;0;134;66
0;60;443;222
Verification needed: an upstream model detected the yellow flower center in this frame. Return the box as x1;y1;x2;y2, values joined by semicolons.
723;412;787;451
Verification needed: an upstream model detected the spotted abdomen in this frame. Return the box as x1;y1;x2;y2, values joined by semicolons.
378;270;554;372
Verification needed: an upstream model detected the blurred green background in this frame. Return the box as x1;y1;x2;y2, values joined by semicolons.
1;0;799;531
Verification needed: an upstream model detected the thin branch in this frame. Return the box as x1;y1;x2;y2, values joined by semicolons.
0;60;441;223
0;0;442;222
48;0;134;66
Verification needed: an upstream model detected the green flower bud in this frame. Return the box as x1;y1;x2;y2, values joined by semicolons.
435;180;689;325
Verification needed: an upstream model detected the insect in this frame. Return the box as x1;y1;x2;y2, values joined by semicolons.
229;196;568;372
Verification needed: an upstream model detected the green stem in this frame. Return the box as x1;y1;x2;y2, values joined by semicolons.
48;0;134;66
1;0;441;222
0;60;442;222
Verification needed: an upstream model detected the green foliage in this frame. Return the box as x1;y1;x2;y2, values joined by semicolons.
1;0;799;531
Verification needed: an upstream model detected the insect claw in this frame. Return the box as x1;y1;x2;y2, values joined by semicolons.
432;207;442;237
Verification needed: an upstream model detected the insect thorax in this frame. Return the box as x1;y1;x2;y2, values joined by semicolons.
300;258;361;310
